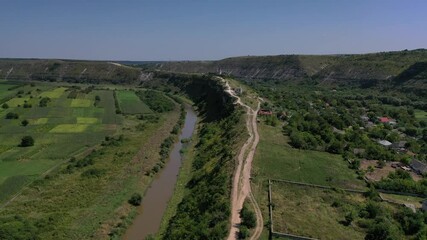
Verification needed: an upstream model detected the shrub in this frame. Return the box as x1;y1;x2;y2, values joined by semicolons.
5;112;19;119
81;168;105;178
1;103;8;109
238;226;250;239
21;120;29;126
240;204;256;229
23;103;32;108
39;97;51;107
128;193;142;206
20;136;34;147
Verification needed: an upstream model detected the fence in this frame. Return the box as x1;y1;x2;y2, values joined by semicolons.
266;178;426;239
268;179;319;240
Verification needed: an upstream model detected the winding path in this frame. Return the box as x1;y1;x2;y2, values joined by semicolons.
219;77;263;240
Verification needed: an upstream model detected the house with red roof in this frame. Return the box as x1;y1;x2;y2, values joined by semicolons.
258;109;272;116
378;117;397;125
379;117;391;123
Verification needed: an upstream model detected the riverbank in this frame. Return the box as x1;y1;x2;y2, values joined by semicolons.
156;122;199;239
123;105;198;239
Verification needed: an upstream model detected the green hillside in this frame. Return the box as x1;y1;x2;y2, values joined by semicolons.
152;49;427;88
0;59;143;84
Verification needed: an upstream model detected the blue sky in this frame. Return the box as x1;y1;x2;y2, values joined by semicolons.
0;0;426;60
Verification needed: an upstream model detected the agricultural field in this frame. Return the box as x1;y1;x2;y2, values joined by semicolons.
116;90;152;114
0;83;120;203
0;81;185;239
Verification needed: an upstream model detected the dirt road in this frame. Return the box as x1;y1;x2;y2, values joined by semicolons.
220;78;263;240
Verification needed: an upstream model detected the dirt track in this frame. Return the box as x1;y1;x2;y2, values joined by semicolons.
220;78;263;240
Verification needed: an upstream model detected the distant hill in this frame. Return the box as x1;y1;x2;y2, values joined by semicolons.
1;49;427;90
152;49;427;88
0;59;148;84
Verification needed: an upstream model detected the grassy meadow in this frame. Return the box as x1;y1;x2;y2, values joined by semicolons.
252;122;366;240
253;123;364;189
270;182;367;239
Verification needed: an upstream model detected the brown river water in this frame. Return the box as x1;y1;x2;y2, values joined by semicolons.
123;105;197;240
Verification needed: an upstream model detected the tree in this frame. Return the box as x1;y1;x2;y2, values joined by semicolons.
405;127;418;137
1;103;8;109
5;112;19;119
377;160;386;169
365;220;399;240
20;136;34;147
23;103;32;108
240;205;256;229
290;131;307;149
238;226;249;239
21;120;29;126
128;193;142;206
39;97;50;107
326;140;344;154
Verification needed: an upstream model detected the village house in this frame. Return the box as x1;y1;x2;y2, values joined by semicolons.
258;109;272;116
366;121;375;128
378;139;392;147
392;141;407;152
410;159;427;175
379;117;391;123
378;117;397;125
360;115;370;121
390;162;401;168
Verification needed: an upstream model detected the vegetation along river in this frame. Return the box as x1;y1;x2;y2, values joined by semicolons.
123;104;197;240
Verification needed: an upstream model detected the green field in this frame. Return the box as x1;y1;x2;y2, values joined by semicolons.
270;182;366;239
77;117;99;124
415;109;427;121
254;124;364;189
71;99;92;107
39;87;67;98
5;97;31;107
50;124;90;133
116;90;152;114
0;85;118;203
252;123;366;240
0;83;19;100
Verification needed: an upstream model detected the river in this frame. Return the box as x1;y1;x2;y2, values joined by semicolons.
123;104;197;240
